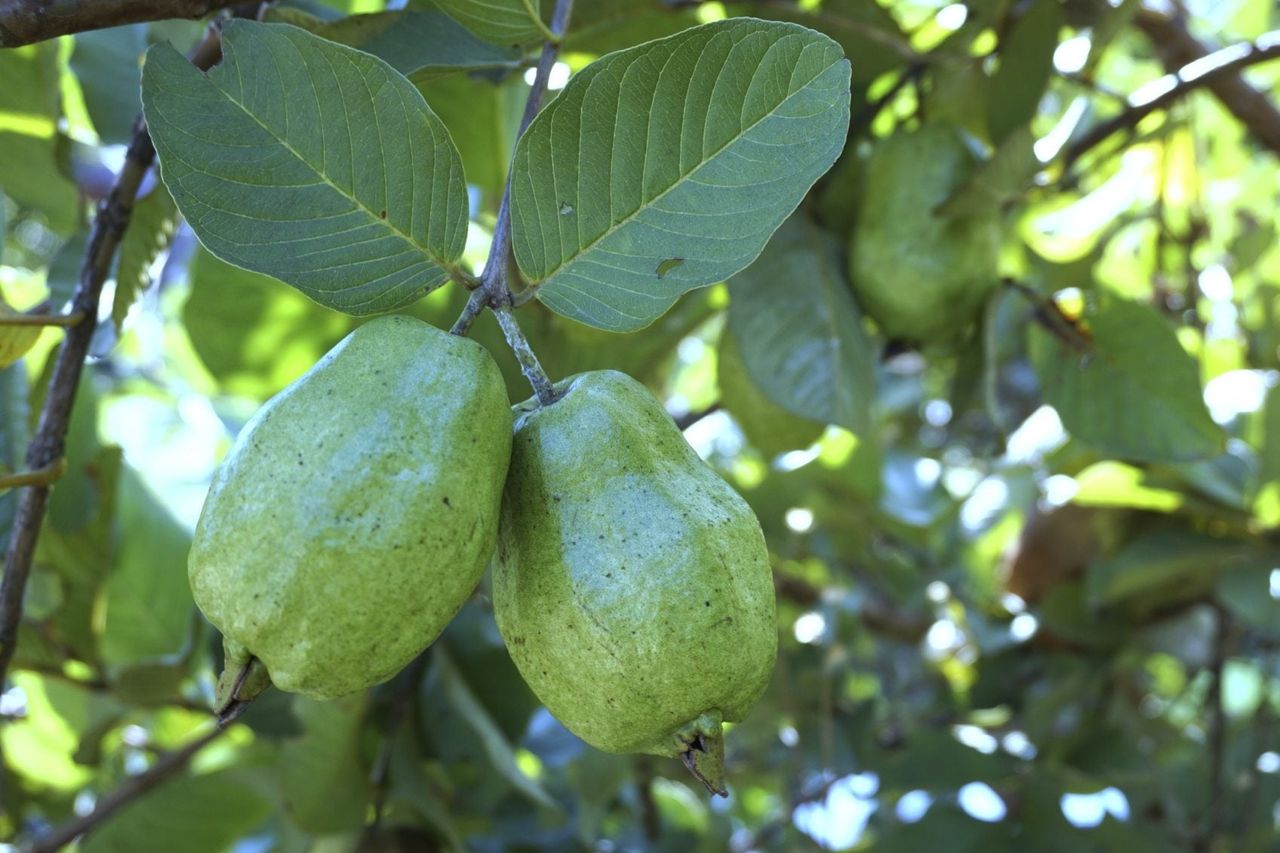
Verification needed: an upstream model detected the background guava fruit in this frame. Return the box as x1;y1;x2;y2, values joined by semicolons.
493;370;777;795
188;315;512;701
849;124;1001;342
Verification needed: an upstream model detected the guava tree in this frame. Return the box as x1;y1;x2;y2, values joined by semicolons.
1;0;1278;851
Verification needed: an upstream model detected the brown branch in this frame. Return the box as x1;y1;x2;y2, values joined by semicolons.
0;0;237;47
0;24;225;691
24;702;247;853
673;402;722;432
1136;9;1280;156
1064;28;1280;168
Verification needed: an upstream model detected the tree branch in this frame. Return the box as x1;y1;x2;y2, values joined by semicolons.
449;0;573;408
673;403;721;432
24;703;247;853
0;23;225;691
1135;9;1280;156
0;0;237;48
1064;28;1280;168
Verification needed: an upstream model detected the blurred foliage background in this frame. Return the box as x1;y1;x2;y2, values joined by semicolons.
2;0;1280;850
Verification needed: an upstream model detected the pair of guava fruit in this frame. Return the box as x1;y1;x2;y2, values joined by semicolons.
188;314;776;793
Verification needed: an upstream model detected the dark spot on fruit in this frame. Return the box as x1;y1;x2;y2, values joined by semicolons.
704;601;710;607
442;496;451;507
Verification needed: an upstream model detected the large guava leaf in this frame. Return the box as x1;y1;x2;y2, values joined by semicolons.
510;18;850;332
142;20;469;315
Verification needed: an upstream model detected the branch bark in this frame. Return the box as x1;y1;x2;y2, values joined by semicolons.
1136;9;1280;156
0;25;224;691
1064;27;1280;168
0;0;236;47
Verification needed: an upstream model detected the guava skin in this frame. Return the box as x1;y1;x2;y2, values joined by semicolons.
493;371;777;793
189;315;512;700
849;124;1001;341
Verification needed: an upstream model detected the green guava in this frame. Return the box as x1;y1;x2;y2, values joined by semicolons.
493;370;777;795
849;124;1001;341
188;315;511;702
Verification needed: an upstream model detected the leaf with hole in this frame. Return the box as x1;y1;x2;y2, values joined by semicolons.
141;20;469;316
510;18;851;332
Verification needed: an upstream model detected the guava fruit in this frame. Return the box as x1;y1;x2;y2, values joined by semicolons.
493;370;777;795
849;124;1001;341
189;315;511;701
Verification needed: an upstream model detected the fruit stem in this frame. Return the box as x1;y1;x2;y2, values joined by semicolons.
493;306;559;406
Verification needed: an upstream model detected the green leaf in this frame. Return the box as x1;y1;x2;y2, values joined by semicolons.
1215;564;1279;633
0;364;30;554
432;0;550;45
0;42;80;234
718;325;824;458
434;647;560;811
280;695;372;834
0;674;118;790
735;0;913;85
564;0;701;55
83;768;274;853
100;468;194;666
183;249;354;399
113;184;177;332
268;8;521;78
726;215;875;434
1029;296;1224;463
986;0;1062;144
46;229;88;307
71;25;146;145
510;19;851;332
142;20;469;316
1087;528;1270;608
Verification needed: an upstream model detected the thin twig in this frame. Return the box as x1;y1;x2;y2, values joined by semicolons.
0;312;84;328
0;0;237;47
1063;30;1280;169
0;458;66;490
0;21;225;693
24;702;248;853
673;403;721;432
448;0;573;408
